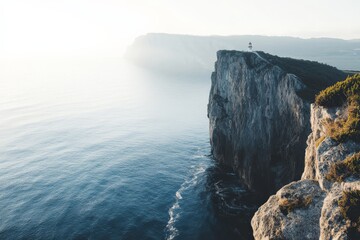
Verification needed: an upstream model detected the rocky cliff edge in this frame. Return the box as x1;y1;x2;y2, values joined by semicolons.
251;74;360;239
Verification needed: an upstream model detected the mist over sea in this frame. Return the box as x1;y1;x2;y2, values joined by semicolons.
0;57;257;240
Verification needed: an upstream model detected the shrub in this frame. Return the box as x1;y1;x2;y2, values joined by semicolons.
315;136;326;148
279;195;312;215
316;74;360;142
257;52;348;102
338;190;360;239
315;74;360;108
326;152;360;182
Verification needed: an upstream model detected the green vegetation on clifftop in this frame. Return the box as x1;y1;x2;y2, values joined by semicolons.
316;74;360;142
326;152;360;182
258;51;348;101
315;74;360;108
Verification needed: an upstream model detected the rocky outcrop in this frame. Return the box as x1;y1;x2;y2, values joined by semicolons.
251;104;360;239
208;51;346;194
252;180;325;240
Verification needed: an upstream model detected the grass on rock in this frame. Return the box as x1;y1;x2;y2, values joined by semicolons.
315;74;360;143
326;152;360;182
279;195;312;215
338;190;360;239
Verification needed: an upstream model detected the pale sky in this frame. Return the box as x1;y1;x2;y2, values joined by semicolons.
1;0;359;56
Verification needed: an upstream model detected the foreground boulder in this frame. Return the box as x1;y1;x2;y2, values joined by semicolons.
252;180;325;240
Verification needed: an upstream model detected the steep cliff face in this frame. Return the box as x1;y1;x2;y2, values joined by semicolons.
208;51;345;194
252;97;360;239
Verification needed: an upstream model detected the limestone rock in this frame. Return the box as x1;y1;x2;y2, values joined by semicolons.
252;104;360;239
208;51;310;194
320;184;348;240
251;180;325;240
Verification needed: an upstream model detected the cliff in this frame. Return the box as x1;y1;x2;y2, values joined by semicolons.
251;74;360;239
208;50;346;194
126;33;360;76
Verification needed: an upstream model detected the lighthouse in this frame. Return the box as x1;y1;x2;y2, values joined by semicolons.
248;42;253;51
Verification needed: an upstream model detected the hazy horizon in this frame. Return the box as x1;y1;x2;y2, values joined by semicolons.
1;0;359;57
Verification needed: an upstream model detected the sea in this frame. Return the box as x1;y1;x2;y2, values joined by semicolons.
0;56;260;240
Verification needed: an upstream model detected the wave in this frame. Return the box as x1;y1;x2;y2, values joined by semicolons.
165;160;208;240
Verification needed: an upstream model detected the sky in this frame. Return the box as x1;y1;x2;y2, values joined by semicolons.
1;0;360;56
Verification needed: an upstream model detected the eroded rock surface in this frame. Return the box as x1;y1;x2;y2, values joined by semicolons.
208;51;345;194
251;180;325;240
208;51;309;194
252;104;360;240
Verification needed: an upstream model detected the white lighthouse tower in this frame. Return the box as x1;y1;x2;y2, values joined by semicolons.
248;42;253;51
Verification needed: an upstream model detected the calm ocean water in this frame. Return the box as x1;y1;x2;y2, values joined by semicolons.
0;57;259;240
